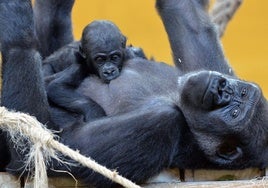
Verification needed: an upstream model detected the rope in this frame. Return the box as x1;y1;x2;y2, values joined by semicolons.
0;107;141;188
210;0;243;37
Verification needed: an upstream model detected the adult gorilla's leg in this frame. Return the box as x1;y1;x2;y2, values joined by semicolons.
53;103;186;186
33;0;75;58
156;0;234;76
0;0;52;172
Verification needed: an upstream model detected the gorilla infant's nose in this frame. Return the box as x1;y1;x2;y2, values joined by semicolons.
103;68;116;76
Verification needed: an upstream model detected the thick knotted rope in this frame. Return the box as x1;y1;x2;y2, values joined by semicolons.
0;107;141;188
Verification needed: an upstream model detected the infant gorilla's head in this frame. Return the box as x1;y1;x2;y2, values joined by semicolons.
80;20;126;83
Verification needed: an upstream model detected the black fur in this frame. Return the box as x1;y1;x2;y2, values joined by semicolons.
46;20;146;121
0;0;268;187
34;0;75;58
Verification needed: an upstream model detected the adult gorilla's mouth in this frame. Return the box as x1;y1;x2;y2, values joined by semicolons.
216;144;243;162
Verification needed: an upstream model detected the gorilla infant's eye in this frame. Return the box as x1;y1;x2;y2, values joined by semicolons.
94;56;106;63
111;54;121;62
241;88;247;97
231;107;240;118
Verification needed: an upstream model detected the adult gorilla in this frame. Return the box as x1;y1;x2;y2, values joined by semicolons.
0;0;267;187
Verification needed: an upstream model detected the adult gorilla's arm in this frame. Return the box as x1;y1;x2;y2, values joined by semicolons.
56;103;186;186
0;0;53;173
33;0;75;58
0;0;50;125
156;0;234;75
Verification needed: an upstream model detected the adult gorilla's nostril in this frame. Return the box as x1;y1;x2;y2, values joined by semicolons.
218;78;233;95
213;78;233;106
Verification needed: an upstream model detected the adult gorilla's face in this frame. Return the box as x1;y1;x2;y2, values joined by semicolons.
178;71;265;168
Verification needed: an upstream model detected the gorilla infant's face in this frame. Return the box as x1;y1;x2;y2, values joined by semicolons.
178;71;263;166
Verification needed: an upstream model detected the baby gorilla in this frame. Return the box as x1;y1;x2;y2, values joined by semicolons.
42;20;146;81
80;20;126;83
46;20;145;122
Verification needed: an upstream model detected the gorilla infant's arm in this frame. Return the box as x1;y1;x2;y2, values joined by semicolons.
42;41;83;78
47;63;106;122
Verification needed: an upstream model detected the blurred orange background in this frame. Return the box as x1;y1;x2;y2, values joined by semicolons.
72;0;268;97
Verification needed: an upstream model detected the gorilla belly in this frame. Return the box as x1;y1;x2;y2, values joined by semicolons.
77;59;179;115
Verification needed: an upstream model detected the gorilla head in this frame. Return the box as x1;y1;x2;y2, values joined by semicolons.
81;20;126;83
178;70;267;168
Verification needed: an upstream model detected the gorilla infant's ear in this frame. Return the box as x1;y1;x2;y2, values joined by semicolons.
121;35;127;48
78;44;86;59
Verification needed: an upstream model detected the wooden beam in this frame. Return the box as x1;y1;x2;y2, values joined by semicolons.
0;172;20;188
145;179;268;188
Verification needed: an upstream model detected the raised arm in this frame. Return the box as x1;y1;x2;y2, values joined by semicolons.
33;0;75;58
156;0;234;76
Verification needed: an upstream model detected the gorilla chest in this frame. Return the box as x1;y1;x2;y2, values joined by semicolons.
76;74;149;115
77;64;179;115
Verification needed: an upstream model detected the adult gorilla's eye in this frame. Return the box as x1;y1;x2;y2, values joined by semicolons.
231;107;240;118
241;88;247;97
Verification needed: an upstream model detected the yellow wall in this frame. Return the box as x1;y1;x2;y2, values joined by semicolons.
72;0;268;97
221;1;268;98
